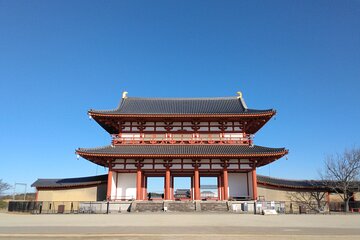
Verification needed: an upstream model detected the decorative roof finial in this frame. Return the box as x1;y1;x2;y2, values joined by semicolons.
122;91;128;99
236;91;248;110
236;91;242;99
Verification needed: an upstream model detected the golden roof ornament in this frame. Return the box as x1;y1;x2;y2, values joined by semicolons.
122;91;128;99
237;91;248;110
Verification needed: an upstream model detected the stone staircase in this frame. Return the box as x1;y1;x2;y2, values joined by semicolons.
131;201;164;212
130;201;229;212
200;201;229;212
166;201;196;212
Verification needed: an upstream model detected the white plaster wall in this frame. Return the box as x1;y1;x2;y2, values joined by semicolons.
110;171;116;199
248;172;253;198
228;173;252;198
115;173;136;200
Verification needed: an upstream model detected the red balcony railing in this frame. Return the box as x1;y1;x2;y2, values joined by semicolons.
111;133;253;145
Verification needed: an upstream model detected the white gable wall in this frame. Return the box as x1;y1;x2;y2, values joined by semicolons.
111;173;136;200
228;172;252;198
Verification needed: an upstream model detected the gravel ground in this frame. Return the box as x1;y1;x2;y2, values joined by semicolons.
1;212;359;239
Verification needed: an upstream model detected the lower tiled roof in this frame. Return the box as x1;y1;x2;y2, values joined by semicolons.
77;144;287;157
32;174;344;191
31;175;107;188
257;175;328;189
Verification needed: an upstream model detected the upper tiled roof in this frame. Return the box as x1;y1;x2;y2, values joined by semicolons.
31;174;107;188
89;97;274;115
77;144;287;157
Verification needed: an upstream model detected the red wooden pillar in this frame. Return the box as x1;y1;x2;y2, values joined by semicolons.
223;167;229;200
171;176;174;200
106;164;113;201
194;166;200;200
217;176;222;200
165;167;171;200
35;189;39;201
136;167;142;200
252;168;258;200
141;173;146;200
220;175;225;200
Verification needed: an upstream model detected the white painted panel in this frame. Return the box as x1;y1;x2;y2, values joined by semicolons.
115;173;136;200
125;165;136;169
248;172;253;198
228;164;238;169
182;159;193;164
114;159;125;164
154;165;165;169
154;159;164;164
110;171;116;199
199;164;209;169
170;165;181;169
229;159;238;164
183;165;194;169
142;165;153;169
212;164;222;169
113;164;125;170
126;159;136;164
228;173;250;198
240;164;252;170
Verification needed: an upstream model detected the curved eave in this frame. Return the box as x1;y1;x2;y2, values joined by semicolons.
88;110;276;118
76;147;288;168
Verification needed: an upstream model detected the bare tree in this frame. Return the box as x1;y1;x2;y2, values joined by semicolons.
0;179;11;196
288;191;327;213
321;147;360;212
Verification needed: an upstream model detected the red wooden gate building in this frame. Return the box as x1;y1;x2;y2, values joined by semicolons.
76;92;288;201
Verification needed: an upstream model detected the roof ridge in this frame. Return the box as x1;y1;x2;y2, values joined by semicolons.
124;96;239;100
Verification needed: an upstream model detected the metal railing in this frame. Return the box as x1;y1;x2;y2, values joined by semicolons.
8;200;360;214
8;201;132;214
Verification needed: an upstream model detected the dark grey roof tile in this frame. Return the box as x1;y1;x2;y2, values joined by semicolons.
90;97;273;115
31;174;107;188
77;144;287;156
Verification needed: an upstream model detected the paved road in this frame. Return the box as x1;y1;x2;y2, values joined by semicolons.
1;212;360;239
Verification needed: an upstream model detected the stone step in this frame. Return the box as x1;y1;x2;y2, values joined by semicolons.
166;201;195;212
132;202;163;212
200;202;229;212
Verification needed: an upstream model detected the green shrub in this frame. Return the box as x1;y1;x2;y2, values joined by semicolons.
0;200;8;209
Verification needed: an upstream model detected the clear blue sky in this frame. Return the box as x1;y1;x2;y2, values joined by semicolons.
1;0;359;194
